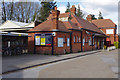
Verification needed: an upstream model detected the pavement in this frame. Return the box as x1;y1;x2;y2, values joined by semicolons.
2;50;101;73
2;49;119;78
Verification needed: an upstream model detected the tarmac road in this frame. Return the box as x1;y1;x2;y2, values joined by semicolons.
3;49;118;78
38;50;118;78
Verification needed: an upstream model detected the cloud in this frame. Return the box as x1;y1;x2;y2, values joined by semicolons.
57;6;66;13
57;0;119;33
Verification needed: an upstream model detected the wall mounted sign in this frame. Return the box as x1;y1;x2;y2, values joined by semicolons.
35;36;40;45
35;33;52;46
58;38;63;47
106;29;114;34
41;38;45;45
46;35;52;45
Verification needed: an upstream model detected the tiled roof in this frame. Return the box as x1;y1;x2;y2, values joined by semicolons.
28;19;69;32
29;12;104;34
70;14;104;34
92;19;116;28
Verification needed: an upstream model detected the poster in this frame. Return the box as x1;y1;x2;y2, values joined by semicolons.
41;38;45;45
58;38;63;47
67;38;70;46
35;36;40;45
46;35;52;45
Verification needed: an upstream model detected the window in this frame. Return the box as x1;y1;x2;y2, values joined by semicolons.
77;36;78;42
63;36;66;43
93;38;94;45
83;38;85;46
8;41;10;47
79;37;81;42
58;38;64;47
74;36;76;42
89;37;92;45
67;38;70;46
86;36;89;42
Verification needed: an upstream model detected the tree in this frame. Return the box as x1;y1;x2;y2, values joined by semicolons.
76;4;84;18
98;11;103;19
91;14;97;20
38;1;56;22
2;1;41;23
2;0;7;22
65;2;70;13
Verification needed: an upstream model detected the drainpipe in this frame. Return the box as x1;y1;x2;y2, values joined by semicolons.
34;35;36;54
81;30;83;52
52;35;54;55
70;32;72;53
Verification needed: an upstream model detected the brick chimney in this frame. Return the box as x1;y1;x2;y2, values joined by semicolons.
52;6;60;30
70;5;76;15
86;14;92;22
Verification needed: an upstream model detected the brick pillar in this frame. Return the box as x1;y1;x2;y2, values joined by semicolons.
70;5;76;15
86;15;92;23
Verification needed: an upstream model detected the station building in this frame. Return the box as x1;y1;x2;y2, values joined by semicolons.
28;6;106;55
91;18;118;46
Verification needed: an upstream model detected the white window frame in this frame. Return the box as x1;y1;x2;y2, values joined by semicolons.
74;36;76;42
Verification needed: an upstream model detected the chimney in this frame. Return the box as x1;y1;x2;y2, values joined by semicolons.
70;5;76;15
86;14;92;22
52;6;60;30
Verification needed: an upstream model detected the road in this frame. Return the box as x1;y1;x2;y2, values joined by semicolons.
3;49;118;78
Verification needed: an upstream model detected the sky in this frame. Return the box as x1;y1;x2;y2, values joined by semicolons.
56;0;119;33
2;0;120;33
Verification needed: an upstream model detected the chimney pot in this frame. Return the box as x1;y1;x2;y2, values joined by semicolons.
86;14;92;23
70;5;76;15
54;6;57;10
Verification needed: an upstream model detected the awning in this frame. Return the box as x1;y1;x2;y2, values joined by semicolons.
94;33;106;38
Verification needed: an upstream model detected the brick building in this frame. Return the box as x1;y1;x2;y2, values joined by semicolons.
86;15;118;46
28;5;106;55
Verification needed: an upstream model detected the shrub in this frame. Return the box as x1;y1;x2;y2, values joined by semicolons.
104;45;107;49
114;42;119;48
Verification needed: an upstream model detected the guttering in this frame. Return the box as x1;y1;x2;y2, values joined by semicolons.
28;30;70;33
81;28;105;35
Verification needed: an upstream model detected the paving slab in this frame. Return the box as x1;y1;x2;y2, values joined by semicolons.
2;50;101;73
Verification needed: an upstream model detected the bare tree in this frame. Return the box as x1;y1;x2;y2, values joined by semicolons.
2;1;41;23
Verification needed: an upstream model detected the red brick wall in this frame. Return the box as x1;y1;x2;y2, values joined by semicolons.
28;30;105;54
28;32;70;55
71;30;81;53
54;32;70;54
82;30;93;51
100;28;116;45
28;33;35;54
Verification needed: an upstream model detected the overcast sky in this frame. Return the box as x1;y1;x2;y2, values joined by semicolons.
56;0;119;33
